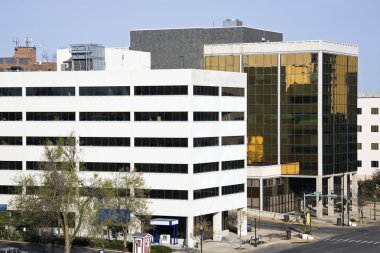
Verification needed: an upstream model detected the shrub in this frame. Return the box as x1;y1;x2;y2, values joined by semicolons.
151;245;172;253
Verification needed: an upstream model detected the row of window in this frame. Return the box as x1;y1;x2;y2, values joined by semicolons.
1;136;244;147
80;162;130;172
222;184;245;195
193;112;219;121
135;112;188;121
26;87;75;96
27;112;75;121
135;163;188;174
357;125;379;132
26;137;75;146
357;143;380;150
134;138;188;147
0;111;244;122
193;162;219;173
0;112;22;121
0;86;245;97
0;161;22;170
358;107;379;115
80;112;130;121
0;184;244;198
79;86;130;96
0;160;244;173
0;87;22;96
357;160;380;168
80;137;130;147
148;189;188;200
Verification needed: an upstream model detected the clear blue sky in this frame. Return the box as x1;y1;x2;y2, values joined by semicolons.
1;0;378;91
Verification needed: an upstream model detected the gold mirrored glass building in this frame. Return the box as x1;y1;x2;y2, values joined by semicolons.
204;41;358;214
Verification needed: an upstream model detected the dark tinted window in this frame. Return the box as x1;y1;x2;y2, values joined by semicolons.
26;87;75;96
357;108;362;114
80;137;130;147
135;112;188;121
193;162;219;173
0;112;22;121
26;161;62;170
193;112;219;121
222;160;245;170
148;189;188;200
193;137;219;147
0;87;22;96
134;86;188;95
193;86;219;96
222;136;244;146
193;187;219;200
27;112;75;121
222;112;244;121
135;138;188;147
79;86;130;96
222;184;244;195
0;161;22;170
0;136;22;145
26;137;75;146
80;162;130;172
135;163;188;174
222;87;244;97
80;112;130;121
371;161;379;168
0;186;20;194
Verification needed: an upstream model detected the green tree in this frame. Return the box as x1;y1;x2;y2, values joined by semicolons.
11;134;108;253
97;168;150;248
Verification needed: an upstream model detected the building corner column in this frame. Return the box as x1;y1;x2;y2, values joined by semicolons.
212;212;222;241
316;177;323;219
328;176;334;216
186;216;195;248
259;178;264;211
237;208;247;236
352;173;358;208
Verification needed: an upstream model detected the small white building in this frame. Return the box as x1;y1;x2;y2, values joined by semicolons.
0;47;247;247
357;93;380;180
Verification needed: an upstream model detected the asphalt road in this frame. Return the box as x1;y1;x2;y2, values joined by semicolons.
254;221;380;253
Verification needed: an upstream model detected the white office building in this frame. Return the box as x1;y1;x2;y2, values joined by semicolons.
0;48;247;247
357;93;380;180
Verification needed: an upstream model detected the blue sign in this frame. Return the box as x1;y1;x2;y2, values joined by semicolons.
97;209;130;223
0;204;7;212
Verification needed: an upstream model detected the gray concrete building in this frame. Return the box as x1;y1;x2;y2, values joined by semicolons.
130;20;283;69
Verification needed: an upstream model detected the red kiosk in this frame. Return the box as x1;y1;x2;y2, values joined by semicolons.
132;233;153;253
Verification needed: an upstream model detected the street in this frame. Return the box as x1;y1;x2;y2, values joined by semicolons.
254;221;380;253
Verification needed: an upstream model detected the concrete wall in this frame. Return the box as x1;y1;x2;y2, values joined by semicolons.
130;27;283;69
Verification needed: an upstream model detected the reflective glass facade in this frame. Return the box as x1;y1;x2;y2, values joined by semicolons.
204;55;240;72
322;54;358;175
243;54;278;166
280;53;319;175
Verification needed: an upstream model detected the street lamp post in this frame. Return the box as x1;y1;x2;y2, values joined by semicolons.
200;225;203;253
254;216;257;247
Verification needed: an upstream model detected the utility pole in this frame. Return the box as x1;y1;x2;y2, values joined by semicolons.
200;225;203;253
254;216;257;247
341;187;344;227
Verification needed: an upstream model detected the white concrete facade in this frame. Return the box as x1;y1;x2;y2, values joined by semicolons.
0;64;247;246
357;93;380;179
57;47;151;71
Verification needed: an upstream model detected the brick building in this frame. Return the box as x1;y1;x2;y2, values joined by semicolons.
0;47;56;72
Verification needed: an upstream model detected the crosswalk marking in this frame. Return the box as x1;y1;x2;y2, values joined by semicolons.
324;238;380;245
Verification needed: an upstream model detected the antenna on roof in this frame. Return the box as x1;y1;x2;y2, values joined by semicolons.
12;37;20;47
25;37;33;47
